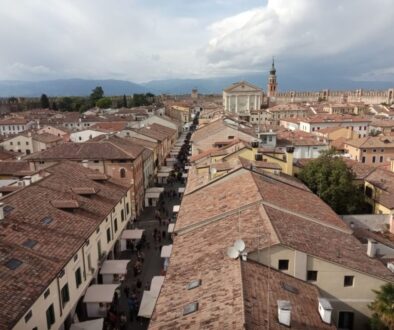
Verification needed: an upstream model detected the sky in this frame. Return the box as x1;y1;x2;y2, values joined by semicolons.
1;0;394;85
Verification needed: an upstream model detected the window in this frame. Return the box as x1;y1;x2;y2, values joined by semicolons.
372;156;376;163
381;149;384;152
75;268;82;288
126;203;130;215
106;228;111;243
228;136;234;139
5;258;22;270
97;240;102;257
24;310;32;323
17;141;21;145
183;302;198;316
114;218;118;233
46;304;55;329
22;239;38;249
278;259;289;270
73;254;78;262
365;186;373;198
380;156;383;163
96;227;100;234
344;276;354;287
338;311;354;330
61;284;70;305
307;270;318;281
121;210;125;222
186;279;201;290
10;141;13;145
44;289;50;299
120;168;126;178
373;149;377;153
362;156;366;163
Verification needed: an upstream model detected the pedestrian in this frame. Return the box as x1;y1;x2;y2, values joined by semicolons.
145;281;150;290
119;312;127;330
127;297;135;321
123;285;130;298
137;278;142;289
162;230;166;239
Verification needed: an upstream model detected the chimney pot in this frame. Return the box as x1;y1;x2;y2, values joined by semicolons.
277;300;291;327
318;298;333;324
0;202;4;221
367;238;377;258
23;176;31;186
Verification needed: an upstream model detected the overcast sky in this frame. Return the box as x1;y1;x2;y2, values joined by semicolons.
1;0;394;83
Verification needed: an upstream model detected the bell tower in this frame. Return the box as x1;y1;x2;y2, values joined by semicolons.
267;58;277;98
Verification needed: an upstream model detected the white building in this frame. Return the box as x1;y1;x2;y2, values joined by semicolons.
70;129;108;143
223;81;264;117
0;117;34;135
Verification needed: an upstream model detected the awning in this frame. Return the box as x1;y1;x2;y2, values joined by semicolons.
138;291;157;318
157;172;170;177
178;187;185;193
150;276;165;294
83;284;119;303
185;165;191;170
173;205;180;213
70;319;104;330
168;223;175;233
182;173;188;178
100;260;130;275
146;187;164;199
161;244;173;258
159;166;172;173
121;229;144;240
166;157;176;162
138;276;165;318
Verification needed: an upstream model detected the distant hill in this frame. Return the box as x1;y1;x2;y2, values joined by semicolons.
0;79;149;97
0;75;392;97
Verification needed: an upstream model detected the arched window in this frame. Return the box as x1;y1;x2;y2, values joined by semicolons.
120;168;126;178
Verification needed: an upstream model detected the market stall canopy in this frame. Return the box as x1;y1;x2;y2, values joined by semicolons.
121;229;144;240
150;276;165;294
145;187;164;199
159;166;172;173
168;223;175;233
138;276;165;318
178;187;185;193
182;173;188;178
70;319;104;330
173;205;180;213
157;172;170;177
100;260;130;275
161;244;173;258
83;284;119;303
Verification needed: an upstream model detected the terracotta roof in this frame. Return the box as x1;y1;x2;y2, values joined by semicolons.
51;199;80;209
365;168;394;209
90;121;128;132
31;132;63;144
242;261;335;329
26;136;145;161
0;161;128;329
0;161;31;176
345;136;394;149
0;117;30;125
301;114;371;124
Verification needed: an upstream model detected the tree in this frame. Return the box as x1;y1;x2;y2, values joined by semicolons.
298;150;369;214
58;97;73;112
369;283;394;330
52;101;58;110
90;86;104;105
96;97;112;109
122;94;127;107
40;94;50;108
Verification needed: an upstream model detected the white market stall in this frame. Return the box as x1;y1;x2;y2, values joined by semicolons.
144;187;164;207
166;157;177;167
138;276;165;319
83;284;119;318
99;260;130;284
70;319;104;330
120;229;144;251
157;172;170;184
182;173;188;178
168;223;175;233
161;244;173;258
173;205;180;213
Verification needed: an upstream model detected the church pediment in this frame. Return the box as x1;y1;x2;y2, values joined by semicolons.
224;81;263;93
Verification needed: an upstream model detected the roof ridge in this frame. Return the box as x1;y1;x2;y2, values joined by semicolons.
262;201;352;234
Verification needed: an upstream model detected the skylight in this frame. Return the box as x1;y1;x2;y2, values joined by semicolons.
42;216;53;225
183;302;198;316
186;279;201;290
281;282;299;294
22;239;38;249
5;258;23;270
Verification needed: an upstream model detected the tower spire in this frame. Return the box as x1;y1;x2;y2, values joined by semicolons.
270;57;276;75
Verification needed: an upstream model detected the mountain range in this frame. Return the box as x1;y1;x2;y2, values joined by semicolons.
0;75;392;97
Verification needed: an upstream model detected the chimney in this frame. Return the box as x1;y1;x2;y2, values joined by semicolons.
367;238;377;257
285;146;295;176
389;214;394;235
277;300;291;327
318;298;333;324
23;176;31;186
82;160;89;168
251;140;259;156
0;202;4;221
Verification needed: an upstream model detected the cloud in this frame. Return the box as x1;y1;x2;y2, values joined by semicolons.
205;0;394;80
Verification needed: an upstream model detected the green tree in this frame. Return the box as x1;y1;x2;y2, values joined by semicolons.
298;150;368;214
52;101;58;110
40;94;50;108
58;97;73;112
96;97;112;109
122;94;127;107
369;283;394;330
90;86;104;105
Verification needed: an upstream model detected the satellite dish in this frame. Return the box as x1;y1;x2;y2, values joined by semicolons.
227;246;239;259
234;239;245;252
